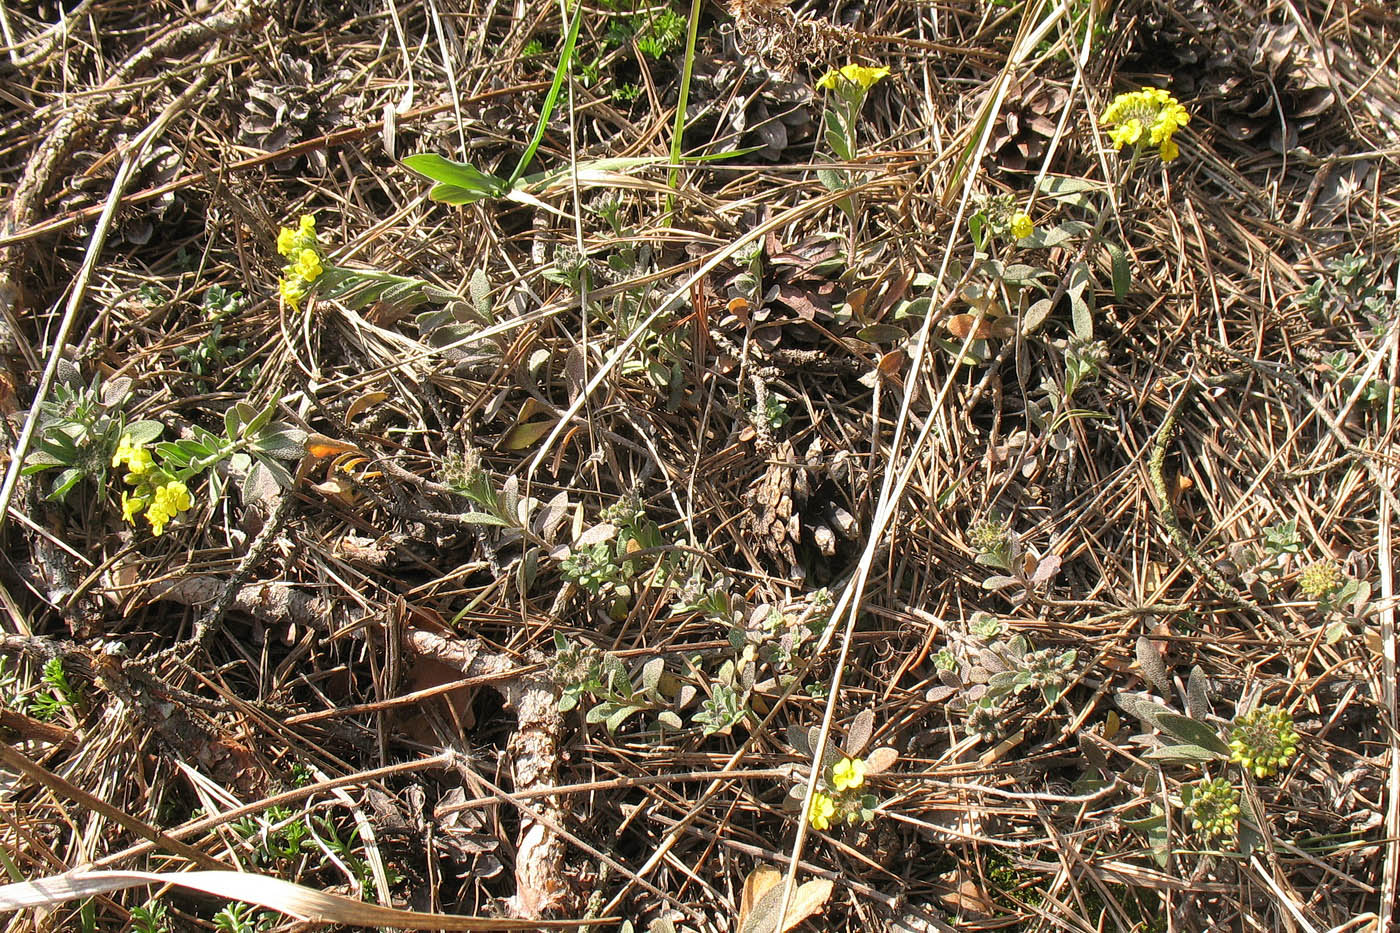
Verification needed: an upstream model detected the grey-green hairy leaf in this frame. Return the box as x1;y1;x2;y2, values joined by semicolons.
1155;712;1230;756
1143;743;1224;763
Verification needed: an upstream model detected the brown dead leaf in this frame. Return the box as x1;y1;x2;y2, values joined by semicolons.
737;866;833;933
345;391;389;422
863;746;899;775
501;419;555;451
728;296;752;325
946;313;1015;340
934;869;995;917
303;433;364;461
1167;473;1193;508
876;349;907;383
740;866;780;927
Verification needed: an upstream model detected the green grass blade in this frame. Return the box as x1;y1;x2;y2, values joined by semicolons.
665;0;704;211
507;0;584;186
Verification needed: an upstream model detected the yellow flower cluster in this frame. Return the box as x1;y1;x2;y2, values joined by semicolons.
1297;560;1342;600
1229;705;1299;779
1099;87;1190;162
816;63;891;93
276;214;325;310
1186;777;1240;841
805;756;870;831
113;434;193;536
1010;212;1035;240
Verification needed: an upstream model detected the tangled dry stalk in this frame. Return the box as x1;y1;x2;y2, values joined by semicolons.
0;0;1397;930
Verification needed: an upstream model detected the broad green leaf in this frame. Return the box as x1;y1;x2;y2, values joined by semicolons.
455;511;515;528
517;546;538;594
245;401;276;436
1143;743;1223;763
247;454;293;490
193;425;222;448
469;268;492;317
823;109;852;161
432;184;494;205
401;154;507;202
1155;712;1230;756
224;406;244;441
123;420;164;445
1121;813;1164;833
154;442;193;466
1068;261;1094;340
1185;665;1212;720
36;434;78;458
1239;819;1261;857
1107;241;1131;300
22;451;65;472
1149;817;1170;868
1038;176;1103;196
816;168;848;193
1038;175;1104;210
176;438;215;458
893;296;932;320
1001;263;1046;286
100;376;133;408
250;428;307;459
1114;692;1175;731
1135;635;1171;697
1019;223;1079;249
641;657;666;696
934;336;988;366
1021;297;1055;336
606;703;646;734
47;468;84;501
856;324;907;343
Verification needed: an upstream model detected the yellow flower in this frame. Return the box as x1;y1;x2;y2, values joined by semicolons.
807;791;836;830
1108;120;1144;149
120;491;145;524
1010;212;1034;240
154;481;192;516
276;215;325;310
279;276;308;311
832;757;865;792
1100;87;1190;161
817;63;891;92
276;226;298;259
277;214;319;259
112;434;155;475
146;480;192;535
146;504;171;535
292;248;323;283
